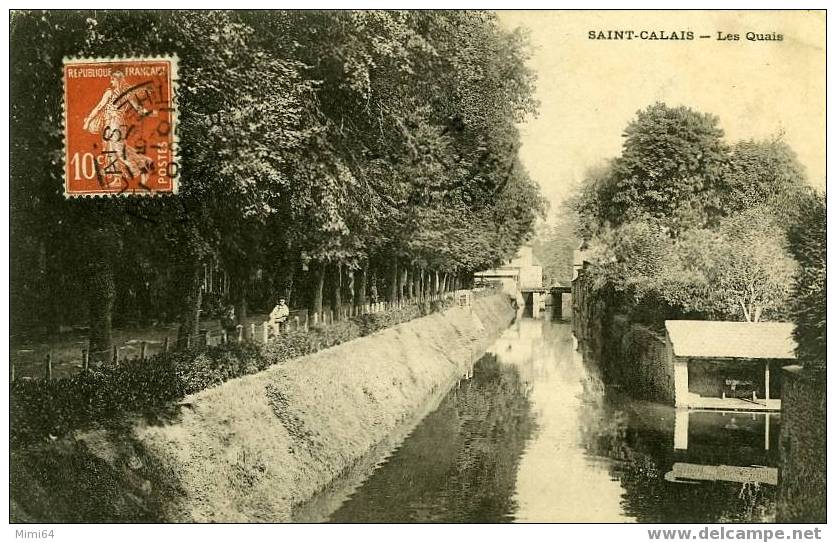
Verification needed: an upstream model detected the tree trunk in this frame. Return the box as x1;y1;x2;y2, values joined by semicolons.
235;296;248;339
229;271;249;340
396;263;405;302
406;267;413;300
369;269;379;303
739;299;752;322
278;263;295;307
178;262;203;347
311;262;325;317
388;256;399;303
41;239;66;336
356;264;367;309
347;269;355;307
332;263;342;319
87;238;116;361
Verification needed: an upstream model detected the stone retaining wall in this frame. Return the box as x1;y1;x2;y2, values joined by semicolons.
777;366;826;522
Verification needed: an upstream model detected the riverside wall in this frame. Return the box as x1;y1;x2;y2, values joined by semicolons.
572;273;674;404
777;366;827;522
11;294;515;522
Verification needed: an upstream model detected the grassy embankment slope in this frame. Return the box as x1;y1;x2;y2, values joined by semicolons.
11;294;514;522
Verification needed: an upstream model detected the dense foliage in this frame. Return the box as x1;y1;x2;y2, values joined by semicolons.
10;10;543;350
530;207;578;286
787;192;826;368
571;102;816;325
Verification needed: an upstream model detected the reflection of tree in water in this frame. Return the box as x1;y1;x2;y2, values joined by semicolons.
576;359;776;522
329;354;536;522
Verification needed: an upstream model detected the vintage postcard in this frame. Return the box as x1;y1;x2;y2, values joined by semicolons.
7;8;827;536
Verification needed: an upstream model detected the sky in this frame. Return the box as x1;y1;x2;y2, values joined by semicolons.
497;10;826;215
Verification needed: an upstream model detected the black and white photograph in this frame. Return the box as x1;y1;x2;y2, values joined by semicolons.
5;5;828;534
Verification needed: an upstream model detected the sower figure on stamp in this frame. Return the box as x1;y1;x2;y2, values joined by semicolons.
268;297;290;338
82;69;156;189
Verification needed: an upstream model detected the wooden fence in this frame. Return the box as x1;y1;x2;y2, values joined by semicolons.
11;291;462;382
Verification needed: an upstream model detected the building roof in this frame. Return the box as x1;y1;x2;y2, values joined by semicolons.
664;320;797;360
473;268;519;278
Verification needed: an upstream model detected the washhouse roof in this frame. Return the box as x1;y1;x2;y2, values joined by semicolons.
664;320;797;360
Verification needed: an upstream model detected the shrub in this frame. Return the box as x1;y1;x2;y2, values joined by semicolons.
10;342;265;445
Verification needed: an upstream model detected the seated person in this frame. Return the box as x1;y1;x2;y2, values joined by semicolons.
268;297;290;336
220;304;237;334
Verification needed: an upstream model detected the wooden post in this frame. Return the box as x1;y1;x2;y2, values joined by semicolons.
82;348;89;372
45;352;53;380
765;414;771;450
250;323;256;341
112;345;118;365
163;336;169;353
222;330;228;344
237;325;244;343
295;316;300;331
185;334;191;349
262;323;269;343
140;341;147;361
204;330;211;347
764;360;770;400
313;312;319;326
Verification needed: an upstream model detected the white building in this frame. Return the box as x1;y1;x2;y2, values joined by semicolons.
474;245;543;299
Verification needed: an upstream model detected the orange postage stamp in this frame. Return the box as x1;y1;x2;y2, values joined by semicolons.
63;56;178;197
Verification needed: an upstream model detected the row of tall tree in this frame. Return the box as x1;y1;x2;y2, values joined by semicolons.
10;10;546;353
569;102;822;328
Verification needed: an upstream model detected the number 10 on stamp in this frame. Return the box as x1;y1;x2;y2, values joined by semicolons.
63;56;178;197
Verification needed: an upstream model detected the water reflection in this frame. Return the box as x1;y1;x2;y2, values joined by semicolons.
573;329;779;523
319;311;780;522
500;317;634;521
328;353;536;522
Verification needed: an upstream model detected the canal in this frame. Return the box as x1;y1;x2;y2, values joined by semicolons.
298;309;779;523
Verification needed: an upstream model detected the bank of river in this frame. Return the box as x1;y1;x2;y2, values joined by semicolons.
299;310;779;523
11;294;515;523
